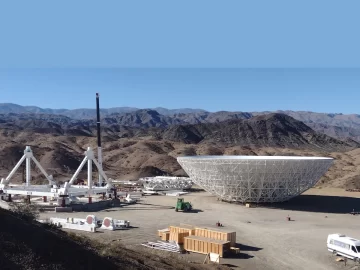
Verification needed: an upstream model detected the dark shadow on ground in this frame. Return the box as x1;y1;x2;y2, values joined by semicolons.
120;207;174;210
120;203;175;210
257;195;360;214
186;188;205;193
235;243;262;252
225;252;255;261
180;209;203;213
137;202;175;207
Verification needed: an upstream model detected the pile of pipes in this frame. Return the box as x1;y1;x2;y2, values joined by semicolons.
141;241;181;253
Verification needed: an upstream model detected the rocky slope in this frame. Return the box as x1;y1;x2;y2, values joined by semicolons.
0;112;359;189
0;112;354;151
163;114;355;151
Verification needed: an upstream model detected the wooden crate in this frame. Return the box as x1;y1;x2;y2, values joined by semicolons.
161;231;170;241
158;228;170;237
169;231;189;244
169;225;195;236
194;227;236;247
183;236;230;257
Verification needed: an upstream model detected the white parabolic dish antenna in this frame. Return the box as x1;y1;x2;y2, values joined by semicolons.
177;155;334;203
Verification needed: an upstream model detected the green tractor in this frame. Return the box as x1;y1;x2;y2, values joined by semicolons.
175;198;192;212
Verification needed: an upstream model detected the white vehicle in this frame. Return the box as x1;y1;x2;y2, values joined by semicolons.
327;234;360;261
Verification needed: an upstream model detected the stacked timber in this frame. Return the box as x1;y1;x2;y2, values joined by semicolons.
183;236;230;258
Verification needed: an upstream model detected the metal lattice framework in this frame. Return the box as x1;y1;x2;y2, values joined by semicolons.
139;176;193;191
177;156;333;203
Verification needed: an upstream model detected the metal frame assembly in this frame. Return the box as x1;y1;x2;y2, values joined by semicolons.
0;145;113;201
0;93;114;203
177;156;333;203
0;146;57;197
139;176;193;191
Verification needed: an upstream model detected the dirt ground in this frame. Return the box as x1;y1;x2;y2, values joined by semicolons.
40;188;360;270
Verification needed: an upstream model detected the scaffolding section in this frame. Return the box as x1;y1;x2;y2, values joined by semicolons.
177;156;333;203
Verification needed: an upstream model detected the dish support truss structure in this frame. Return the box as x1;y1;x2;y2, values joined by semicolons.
177;158;333;203
139;176;193;191
0;146;113;200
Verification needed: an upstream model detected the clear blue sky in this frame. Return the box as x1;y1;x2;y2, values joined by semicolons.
0;0;359;68
0;1;359;113
1;68;360;114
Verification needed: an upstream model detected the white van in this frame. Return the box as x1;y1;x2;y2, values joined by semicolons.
327;234;360;261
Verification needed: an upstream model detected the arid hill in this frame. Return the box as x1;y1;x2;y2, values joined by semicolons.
0;112;359;189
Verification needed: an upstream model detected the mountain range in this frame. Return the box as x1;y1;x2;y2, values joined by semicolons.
1;102;360;189
1;103;360;142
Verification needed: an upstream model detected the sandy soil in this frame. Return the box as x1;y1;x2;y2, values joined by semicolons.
38;188;360;270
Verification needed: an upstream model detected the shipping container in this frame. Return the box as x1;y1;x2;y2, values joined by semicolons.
184;235;230;257
194;227;236;247
169;225;195;236
170;231;189;244
158;228;170;237
161;231;170;241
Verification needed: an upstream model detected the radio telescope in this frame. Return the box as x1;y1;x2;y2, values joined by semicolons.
177;156;333;203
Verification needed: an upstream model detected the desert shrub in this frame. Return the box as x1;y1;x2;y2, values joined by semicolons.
8;202;40;222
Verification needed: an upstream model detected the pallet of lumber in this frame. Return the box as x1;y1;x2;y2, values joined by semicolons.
183;236;230;257
194;227;236;247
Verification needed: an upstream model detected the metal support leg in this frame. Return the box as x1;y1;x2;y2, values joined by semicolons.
88;159;92;203
26;157;31;187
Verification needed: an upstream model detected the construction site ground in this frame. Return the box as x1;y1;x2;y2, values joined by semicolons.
39;187;360;270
